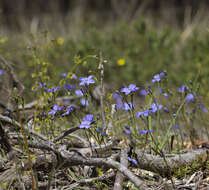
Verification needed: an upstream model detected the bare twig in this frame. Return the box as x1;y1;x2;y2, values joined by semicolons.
0;56;24;96
18;95;81;110
0;114;48;141
113;149;128;190
53;127;80;142
98;52;107;134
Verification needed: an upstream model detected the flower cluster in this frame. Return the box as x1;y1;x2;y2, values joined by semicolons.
136;103;163;117
62;105;74;116
139;129;154;135
178;84;189;93
151;72;166;83
64;83;75;91
122;102;134;111
121;84;139;95
48;104;63;116
45;86;61;93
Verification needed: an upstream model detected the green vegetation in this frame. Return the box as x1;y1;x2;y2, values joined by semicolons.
0;18;209;102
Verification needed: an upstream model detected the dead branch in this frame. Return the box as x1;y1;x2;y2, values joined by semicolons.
0;56;24;95
135;149;209;176
53;127;80;142
0;114;48;141
113;149;128;190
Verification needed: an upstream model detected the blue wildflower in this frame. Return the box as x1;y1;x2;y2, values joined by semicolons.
64;83;75;91
0;69;3;76
45;86;61;93
163;93;169;98
128;157;138;166
62;105;74;116
140;89;147;96
152;72;165;83
185;93;194;103
113;92;123;109
48;104;63;116
35;82;46;91
150;103;163;113
72;74;77;79
79;114;94;129
80;98;89;106
96;126;102;133
122;102;134;111
75;89;84;96
124;126;131;135
178;85;188;93
139;129;154;135
62;73;67;78
121;84;139;95
79;120;92;129
164;107;169;113
79;75;95;86
136;110;151;117
171;125;179;130
136;103;162;118
199;102;208;112
83;114;94;121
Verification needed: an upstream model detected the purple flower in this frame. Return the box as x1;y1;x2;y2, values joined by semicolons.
136;103;162;118
140;89;147;96
163;93;169;98
79;120;92;129
122;102;134;111
171;125;179;130
72;74;77;79
124;126;131;135
45;86;61;93
79;75;95;86
185;93;194;103
151;72;166;83
164;107;169;113
80;98;89;106
128;157;138;166
178;85;189;93
75;89;84;96
83;114;94;121
124;129;131;135
150;103;163;113
121;84;139;95
152;74;161;83
62;105;74;116
64;83;75;91
199;102;208;112
96;127;102;133
62;73;67;78
113;92;123;108
136;110;151;117
79;114;94;129
139;129;154;135
35;82;46;91
136;111;144;117
0;69;3;76
48;104;63;116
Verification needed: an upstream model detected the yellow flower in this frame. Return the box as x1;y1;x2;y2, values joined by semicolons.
57;37;64;45
117;58;125;66
0;36;8;44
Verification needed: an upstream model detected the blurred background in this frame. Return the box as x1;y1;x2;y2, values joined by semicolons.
0;0;209;101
